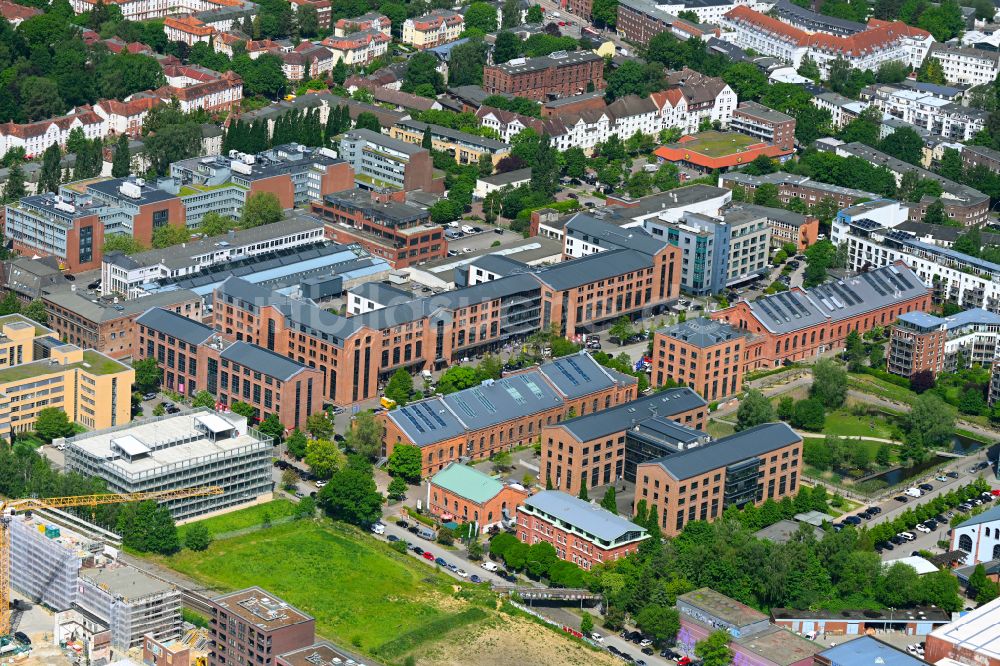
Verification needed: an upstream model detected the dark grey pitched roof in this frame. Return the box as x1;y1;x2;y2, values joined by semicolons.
348;281;413;306
466;254;531;277
648;422;800;480
523;491;647;542
219;341;309;381
534;249;652;291
558;388;706;442
136;308;214;346
661;317;744;347
564;213;668;256
537;351;631;400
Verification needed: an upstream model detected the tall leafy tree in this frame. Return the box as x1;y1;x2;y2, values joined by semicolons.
1;163;26;203
493;31;521;64
318;455;383;526
111;133;131;178
736;389;774;431
38;144;62;194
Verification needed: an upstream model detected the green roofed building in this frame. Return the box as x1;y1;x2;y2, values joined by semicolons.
427;462;528;529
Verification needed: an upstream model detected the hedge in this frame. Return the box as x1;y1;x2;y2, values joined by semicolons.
374;608;488;659
857;366;912;389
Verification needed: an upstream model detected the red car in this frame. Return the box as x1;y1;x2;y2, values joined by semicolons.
422;551;435;561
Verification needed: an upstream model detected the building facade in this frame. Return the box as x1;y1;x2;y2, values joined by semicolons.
653;317;746;401
62;409;274;520
482;51;606;101
401;9;463;49
339;129;440;192
427;462;529;530
209;588;315;666
516;490;648;570
729;101;796;152
927;44;1000;87
888;311;947;378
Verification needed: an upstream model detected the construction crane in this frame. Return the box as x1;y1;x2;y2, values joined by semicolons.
0;486;223;637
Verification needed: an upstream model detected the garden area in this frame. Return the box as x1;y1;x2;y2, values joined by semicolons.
155;518;616;665
176;499;297;541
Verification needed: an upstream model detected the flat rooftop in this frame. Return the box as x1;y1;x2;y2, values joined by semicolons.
65;410;267;476
668;131;757;158
678;588;768;628
734;626;821;666
0;349;127;384
929;594;1000;660
214;587;313;632
278;642;372;666
79;563;175;601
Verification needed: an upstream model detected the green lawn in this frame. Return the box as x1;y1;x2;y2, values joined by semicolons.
822;411;896;439
178;499;297;540
848;374;918;405
673;130;755;157
159;520;488;656
706;418;736;438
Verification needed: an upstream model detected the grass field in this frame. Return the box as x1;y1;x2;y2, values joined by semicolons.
821;411;896;439
706;418;736;438
677;130;755;157
160;519;489;656
177;499;297;540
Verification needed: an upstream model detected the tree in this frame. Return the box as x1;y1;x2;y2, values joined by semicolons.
954;227;982;257
917;0;964;41
318;455;383;526
493;31;522;64
354;112;381;132
777;396;795;421
464;2;498;32
402;52;444;94
578;477;588;500
285;428;308;458
344;410;381;460
910;369;936;394
152;224;190;249
388;476;407;500
696;630;733;666
635;605;680;647
103;234;147;255
592;0;617;27
117;500;180;555
869;343;885;369
385;369;413;406
295;3;318;36
305;438;342;480
258;413;285;443
437;526;455;546
35;407;73;442
106;134;131;180
609;316;634;344
904;393;954;459
132;358;162;393
753;183;782;208
811;359;847;408
580;613;594;636
38;144;62;195
917;57;946;84
281;468;299;491
184;523;212;551
604;60;663;101
736;389;774;431
601;487;617;514
387;443;423;483
879;127;924;166
144;122;202;176
791;398;826;431
230;401;257;421
306;412;333;439
1;163;26;204
22;299;47;325
845;329;865;371
437;366;483;394
192;390;216;408
924;199;948;226
743;154;776;176
526;4;543;22
969;564;1000;604
241;191;283;229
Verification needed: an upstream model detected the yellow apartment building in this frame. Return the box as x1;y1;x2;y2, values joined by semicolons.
0;336;134;438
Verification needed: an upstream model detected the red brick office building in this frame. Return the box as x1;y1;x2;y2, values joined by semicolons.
309;189;445;268
652;317;747;401
136;308;324;429
483;51;605;101
208;587;315;666
427;462;529;529
711;263;931;370
516;490;648;569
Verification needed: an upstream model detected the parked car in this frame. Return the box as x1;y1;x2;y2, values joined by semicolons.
844;515;862;525
591;633;604;643
890;535;905;545
456;569;469;578
925;520;938;530
396;520;409;529
894;495;909;503
919;483;934;492
915;523;931;534
387;534;399;542
899;532;916;541
936;475;949;482
370;522;384;535
422;551;435;561
470;574;483;583
142;393;157;401
947;471;960;478
494;228;504;235
435;557;447;566
868;506;881;515
882;540;895;550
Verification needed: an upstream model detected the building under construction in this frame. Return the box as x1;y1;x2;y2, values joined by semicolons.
76;563;182;651
9;513;103;611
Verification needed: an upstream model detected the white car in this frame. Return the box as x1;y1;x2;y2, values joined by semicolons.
461;225;475;234
371;523;385;535
899;532;916;541
456;568;469;578
591;632;604;643
915;523;931;534
316;480;327;488
481;561;499;572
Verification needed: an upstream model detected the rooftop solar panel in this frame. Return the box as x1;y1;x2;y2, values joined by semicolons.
555;363;580;387
861;272;887;297
473;389;497;413
454;396;475;418
505;385;526;405
523;378;545;400
404;410;426;434
566;357;591;383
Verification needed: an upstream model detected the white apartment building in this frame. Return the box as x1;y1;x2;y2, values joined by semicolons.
863;84;987;141
833;204;1000;313
334;11;391;37
927;45;1000;87
162;15;215;44
657;0;771;25
402;9;463;49
654;69;738;134
322;29;391;66
0;109;107;159
721;7;933;76
69;0;250;22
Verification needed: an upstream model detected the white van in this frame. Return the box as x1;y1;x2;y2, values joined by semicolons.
461;225;475;234
481;561;499;572
905;487;923;498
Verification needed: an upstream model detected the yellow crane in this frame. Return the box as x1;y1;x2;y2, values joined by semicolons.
0;486;223;637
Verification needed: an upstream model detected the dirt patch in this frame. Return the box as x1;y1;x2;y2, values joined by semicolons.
416;615;619;666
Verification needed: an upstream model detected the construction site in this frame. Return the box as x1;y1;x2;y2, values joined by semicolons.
0;488;220;666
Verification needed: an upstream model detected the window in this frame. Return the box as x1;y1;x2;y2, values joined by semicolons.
959;534;973;552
